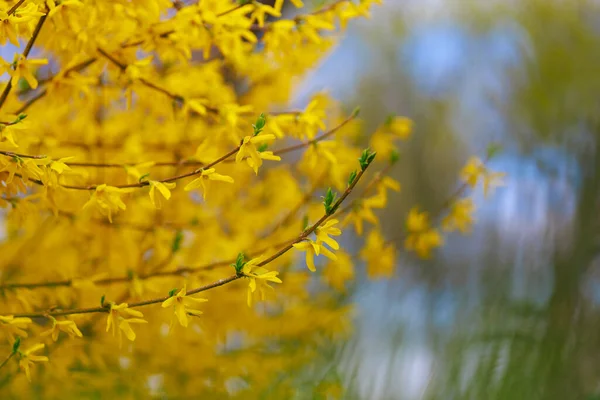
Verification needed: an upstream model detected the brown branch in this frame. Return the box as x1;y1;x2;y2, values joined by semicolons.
0;15;47;111
7;0;26;15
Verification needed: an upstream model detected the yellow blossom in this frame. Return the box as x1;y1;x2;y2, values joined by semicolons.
0;315;32;342
251;3;281;27
82;184;133;223
343;197;380;235
293;239;337;272
40;317;83;342
236;133;277;174
10;56;49;90
148;180;176;209
460;157;506;197
442;198;476;234
404;207;443;259
241;256;282;307
105;303;147;345
161;285;208;328
315;219;341;250
323;251;354;291
360;230;396;278
184;168;234;199
388;116;413;140
18;343;49;382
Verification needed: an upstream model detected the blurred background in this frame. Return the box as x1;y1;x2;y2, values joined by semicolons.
284;0;600;399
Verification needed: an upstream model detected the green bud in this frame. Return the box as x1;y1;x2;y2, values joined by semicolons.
12;337;21;354
390;149;400;165
347;170;357;187
257;143;268;152
252;113;266;136
486;143;503;160
100;294;106;307
358;148;377;171
168;288;178;297
171;230;184;253
232;252;246;274
322;187;338;215
138;173;150;183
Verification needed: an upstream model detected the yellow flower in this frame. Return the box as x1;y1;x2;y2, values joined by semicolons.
82;184;133;223
251;3;281;27
125;56;153;81
315;219;341;250
11;56;49;90
460;157;506;197
161;285;208;328
323;251;354;291
292;239;337;272
388;116;413;140
246;150;281;172
241;256;282;307
184;168;234;199
343;197;379;235
124;161;156;182
236;133;277;174
105;303;147;345
360;230;396;278
0;315;32;342
40;317;83;342
18;343;49;382
442;198;476;234
404;207;443;259
0;11;19;46
148;180;176;209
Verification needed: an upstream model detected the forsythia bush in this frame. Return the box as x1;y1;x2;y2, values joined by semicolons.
0;0;504;397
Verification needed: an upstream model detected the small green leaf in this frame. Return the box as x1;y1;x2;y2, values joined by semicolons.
237;0;252;4
390;149;400;165
168;288;178;297
12;337;21;354
138;173;150;183
358;148;377;171
231;252;246;274
347;170;357;187
100;294;106;307
171;230;184;253
351;106;361;118
16;113;27;122
486;143;503;160
257;143;268;152
302;215;309;230
252;113;266;136
322;187;338;215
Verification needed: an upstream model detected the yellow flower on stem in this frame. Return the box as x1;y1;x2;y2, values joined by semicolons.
184;168;234;200
343;198;379;235
105;303;147;346
236;133;277;174
161;285;208;328
442;198;476;234
460;157;506;197
0;315;32;342
40;317;83;342
360;230;396;278
18;343;48;382
315;219;341;250
148;180;176;209
241;256;282;307
404;207;443;259
82;184;133;223
292;239;337;272
11;56;49;90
